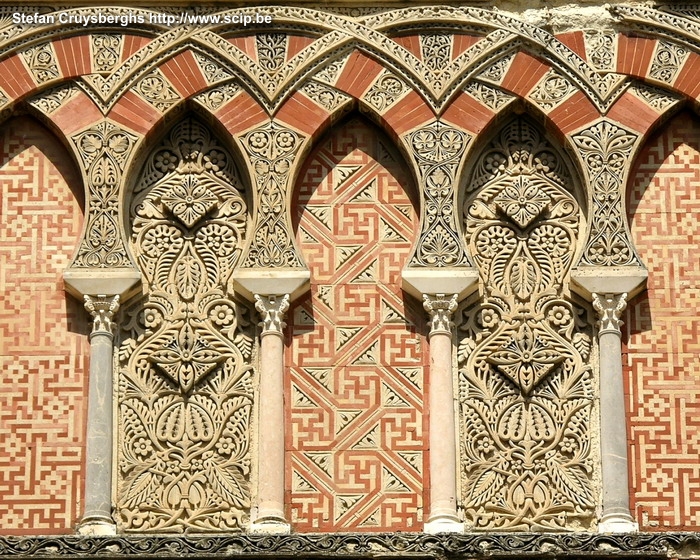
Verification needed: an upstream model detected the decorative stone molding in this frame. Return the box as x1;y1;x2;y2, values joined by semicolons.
0;532;698;557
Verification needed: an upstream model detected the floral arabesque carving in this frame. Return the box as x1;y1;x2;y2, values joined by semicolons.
405;121;472;268
458;118;595;531
571;120;642;268
117;118;255;532
70;120;137;268
240;122;304;268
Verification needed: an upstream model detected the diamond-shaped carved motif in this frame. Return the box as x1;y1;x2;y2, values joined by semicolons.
161;176;218;228
494;176;551;228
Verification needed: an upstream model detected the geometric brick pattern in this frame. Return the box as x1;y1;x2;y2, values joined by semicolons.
287;118;426;531
625;111;700;530
0;117;88;534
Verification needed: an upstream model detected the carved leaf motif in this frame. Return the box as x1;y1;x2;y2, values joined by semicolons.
175;250;203;301
508;256;538;300
465;462;503;507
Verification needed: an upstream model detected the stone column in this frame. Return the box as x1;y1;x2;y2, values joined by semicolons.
592;292;637;533
251;294;291;534
423;293;464;533
79;294;120;535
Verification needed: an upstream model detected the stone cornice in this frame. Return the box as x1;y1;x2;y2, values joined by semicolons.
1;533;699;558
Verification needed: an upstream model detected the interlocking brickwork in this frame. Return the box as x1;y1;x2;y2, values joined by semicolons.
0;117;88;534
287;119;426;531
626;111;700;530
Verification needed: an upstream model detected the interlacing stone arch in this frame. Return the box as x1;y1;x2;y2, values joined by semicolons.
116;116;256;533
456;117;597;531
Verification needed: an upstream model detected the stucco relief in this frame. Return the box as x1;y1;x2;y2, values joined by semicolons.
458;118;596;531
117;118;255;532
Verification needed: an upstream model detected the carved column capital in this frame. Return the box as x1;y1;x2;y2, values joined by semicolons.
84;295;120;338
592;292;627;336
423;294;458;337
255;294;290;337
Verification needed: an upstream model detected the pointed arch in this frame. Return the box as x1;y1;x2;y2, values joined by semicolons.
286;116;426;531
0;115;88;534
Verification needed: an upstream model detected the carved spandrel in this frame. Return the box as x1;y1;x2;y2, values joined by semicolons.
405;121;472;268
570;120;642;268
70;121;138;269
240;122;305;269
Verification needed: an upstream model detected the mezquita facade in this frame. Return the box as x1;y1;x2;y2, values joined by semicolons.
0;1;699;557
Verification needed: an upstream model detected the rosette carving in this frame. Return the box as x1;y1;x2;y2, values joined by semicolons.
117;118;255;532
458;118;595;531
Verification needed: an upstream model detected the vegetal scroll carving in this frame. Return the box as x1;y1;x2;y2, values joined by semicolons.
117;118;254;532
405;121;471;267
458;118;595;531
241;122;305;268
571;120;641;267
70;121;137;268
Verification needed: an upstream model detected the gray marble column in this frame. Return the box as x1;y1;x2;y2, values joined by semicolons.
592;292;637;533
423;294;464;533
79;295;119;535
251;294;291;534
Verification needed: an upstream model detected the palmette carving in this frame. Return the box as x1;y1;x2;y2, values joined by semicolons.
117;118;255;532
406;121;471;267
459;118;595;531
571;120;641;267
241;122;304;268
70;121;137;268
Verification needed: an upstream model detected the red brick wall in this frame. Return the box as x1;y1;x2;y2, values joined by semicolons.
286;118;427;531
0;117;89;534
626;110;700;529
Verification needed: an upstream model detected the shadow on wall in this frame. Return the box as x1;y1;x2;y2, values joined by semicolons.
624;109;700;531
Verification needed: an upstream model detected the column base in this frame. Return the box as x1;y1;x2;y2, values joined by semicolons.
77;519;117;536
424;518;465;534
598;517;639;533
249;520;291;534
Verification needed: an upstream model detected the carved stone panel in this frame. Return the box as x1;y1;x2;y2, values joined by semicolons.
117;118;255;532
458;118;596;531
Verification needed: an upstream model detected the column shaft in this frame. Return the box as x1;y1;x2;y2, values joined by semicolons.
252;294;290;533
80;295;119;535
423;294;463;533
593;292;636;532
